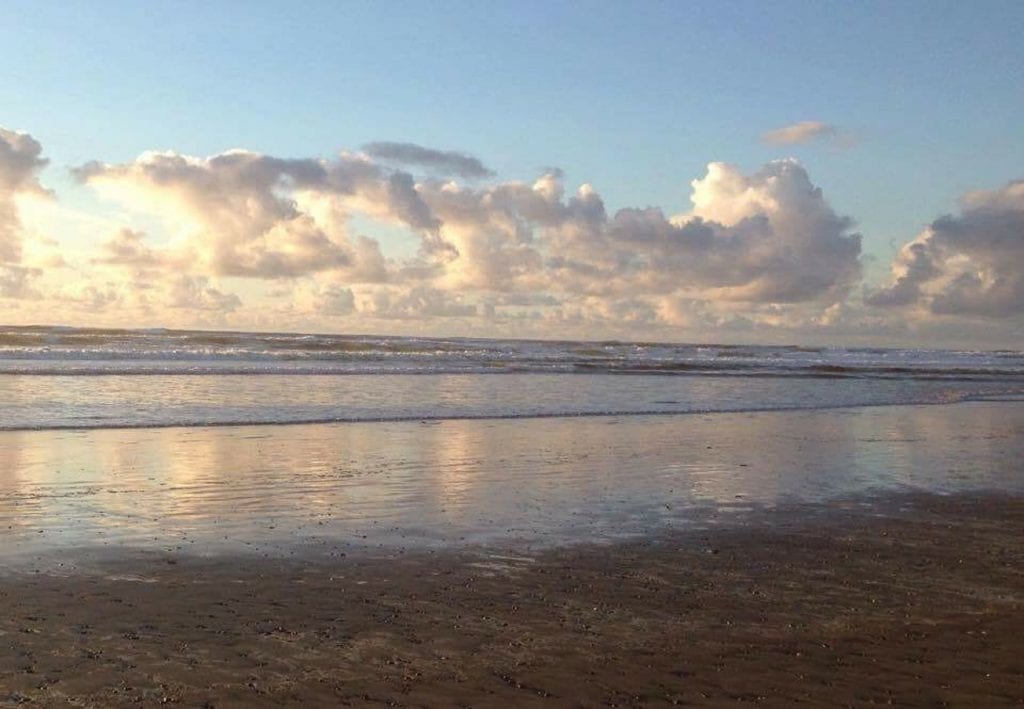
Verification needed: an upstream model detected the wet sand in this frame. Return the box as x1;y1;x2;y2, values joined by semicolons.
3;402;1023;558
1;492;1022;707
1;403;1023;705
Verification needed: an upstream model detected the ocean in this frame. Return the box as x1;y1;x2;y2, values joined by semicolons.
2;325;1023;558
0;325;1022;430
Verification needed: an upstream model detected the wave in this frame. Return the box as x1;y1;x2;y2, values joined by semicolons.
1;348;1020;431
0;325;1022;381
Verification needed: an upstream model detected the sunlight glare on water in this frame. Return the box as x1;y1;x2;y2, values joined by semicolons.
0;403;1021;560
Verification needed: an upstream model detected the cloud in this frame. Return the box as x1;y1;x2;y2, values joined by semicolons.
761;121;838;146
167;275;241;312
0;264;42;299
867;179;1024;318
74;149;427;280
386;171;441;231
92;227;166;273
680;160;862;301
360;285;477;319
420;160;862;304
59;283;124;311
74;143;862;309
363;141;494;178
293;281;356;316
415;173;564;291
0;127;50;263
0;124;1012;344
63;142;870;334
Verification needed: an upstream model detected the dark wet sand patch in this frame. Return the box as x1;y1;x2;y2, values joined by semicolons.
1;493;1022;707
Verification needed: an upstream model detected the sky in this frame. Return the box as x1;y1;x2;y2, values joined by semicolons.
1;0;1022;346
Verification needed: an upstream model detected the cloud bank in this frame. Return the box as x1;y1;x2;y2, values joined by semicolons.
71;147;863;317
2;124;1020;345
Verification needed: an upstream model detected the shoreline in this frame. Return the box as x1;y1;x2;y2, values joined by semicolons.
2;402;1022;704
1;395;1021;433
2;401;1023;560
2;491;1022;705
2;485;1020;572
3;368;1021;433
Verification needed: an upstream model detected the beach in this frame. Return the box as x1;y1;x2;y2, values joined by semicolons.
1;492;1021;706
5;3;1024;704
1;401;1022;705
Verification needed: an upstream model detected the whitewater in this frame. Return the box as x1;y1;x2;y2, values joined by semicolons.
1;325;1022;430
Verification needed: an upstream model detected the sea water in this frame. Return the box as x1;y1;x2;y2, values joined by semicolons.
1;325;1022;430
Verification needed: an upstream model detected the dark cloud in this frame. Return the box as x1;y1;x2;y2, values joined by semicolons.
868;180;1024;318
0;127;50;264
386;172;440;231
363;141;494;179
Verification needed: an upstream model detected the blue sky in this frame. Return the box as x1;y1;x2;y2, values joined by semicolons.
0;1;1022;343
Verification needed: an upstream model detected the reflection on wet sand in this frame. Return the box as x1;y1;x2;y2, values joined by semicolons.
0;402;1021;561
